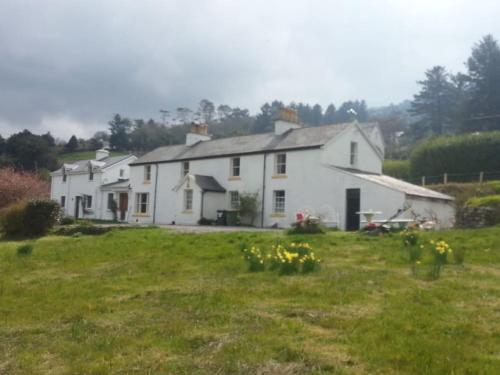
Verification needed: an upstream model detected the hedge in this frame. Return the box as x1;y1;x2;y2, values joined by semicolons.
383;160;410;180
0;199;60;237
409;131;500;178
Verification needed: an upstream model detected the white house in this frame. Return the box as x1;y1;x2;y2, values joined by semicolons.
50;150;137;221
127;109;455;230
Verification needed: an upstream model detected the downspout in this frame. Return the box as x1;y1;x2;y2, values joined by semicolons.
200;191;205;219
152;163;159;224
260;153;267;228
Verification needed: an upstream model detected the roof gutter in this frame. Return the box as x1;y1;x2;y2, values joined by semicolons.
129;145;322;167
260;152;267;228
152;163;159;224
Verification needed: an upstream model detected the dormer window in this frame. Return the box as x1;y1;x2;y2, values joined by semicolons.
275;153;287;175
350;142;358;166
144;165;151;182
182;161;190;177
230;157;240;177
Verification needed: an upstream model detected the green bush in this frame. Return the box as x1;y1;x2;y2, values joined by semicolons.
60;216;75;225
383;159;410;180
52;224;111;236
0;201;27;237
409;132;500;178
17;244;33;256
24;199;60;236
467;195;500;208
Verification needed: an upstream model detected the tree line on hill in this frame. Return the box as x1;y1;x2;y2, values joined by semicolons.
83;99;369;152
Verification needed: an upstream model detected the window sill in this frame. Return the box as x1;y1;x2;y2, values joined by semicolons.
270;213;286;218
132;213;149;217
228;176;241;181
272;174;287;179
182;210;193;214
143;180;151;185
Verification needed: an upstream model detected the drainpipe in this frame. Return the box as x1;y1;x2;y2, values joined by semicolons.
152;163;159;224
260;153;267;228
200;191;205;219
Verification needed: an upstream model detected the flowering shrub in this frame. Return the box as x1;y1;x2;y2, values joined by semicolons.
287;212;324;235
242;242;321;275
0;167;49;209
241;246;265;272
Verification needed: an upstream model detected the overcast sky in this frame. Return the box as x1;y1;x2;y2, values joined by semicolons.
0;0;499;139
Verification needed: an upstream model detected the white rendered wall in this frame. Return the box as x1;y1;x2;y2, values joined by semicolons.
50;156;136;220
404;196;455;229
321;126;383;174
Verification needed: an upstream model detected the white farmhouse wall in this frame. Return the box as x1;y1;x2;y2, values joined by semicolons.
262;151;407;229
321;126;382;174
203;192;227;221
50;156;136;220
404;196;455;229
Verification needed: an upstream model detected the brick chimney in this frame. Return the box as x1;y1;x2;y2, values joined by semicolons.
274;108;301;135
186;123;211;146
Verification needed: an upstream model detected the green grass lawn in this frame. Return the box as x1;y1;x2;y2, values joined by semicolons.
0;227;499;374
58;151;126;162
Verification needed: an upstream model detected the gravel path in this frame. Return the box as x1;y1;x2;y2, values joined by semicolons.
158;224;282;233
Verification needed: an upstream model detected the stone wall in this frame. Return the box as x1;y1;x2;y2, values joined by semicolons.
456;206;497;228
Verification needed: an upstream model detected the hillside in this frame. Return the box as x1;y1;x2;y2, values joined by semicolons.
0;227;499;374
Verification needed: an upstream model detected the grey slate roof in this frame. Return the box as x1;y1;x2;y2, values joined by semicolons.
194;175;226;193
100;179;130;190
350;171;454;201
130;123;353;165
52;155;133;175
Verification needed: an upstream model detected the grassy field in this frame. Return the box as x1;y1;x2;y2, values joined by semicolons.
0;227;499;374
58;151;126;162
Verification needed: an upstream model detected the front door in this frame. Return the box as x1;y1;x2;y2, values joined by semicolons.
75;196;81;219
345;188;360;231
119;193;128;221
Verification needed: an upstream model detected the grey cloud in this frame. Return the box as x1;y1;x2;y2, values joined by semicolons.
0;0;499;138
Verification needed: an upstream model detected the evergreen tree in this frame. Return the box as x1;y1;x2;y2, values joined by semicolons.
41;132;55;147
323;104;336;124
253;101;284;133
465;34;500;130
109;114;132;150
311;104;323;125
5;130;58;171
65;135;79;153
0;135;5;154
409;66;456;136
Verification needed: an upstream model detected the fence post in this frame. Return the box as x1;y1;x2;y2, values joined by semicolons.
479;171;484;183
421;176;426;186
443;173;448;184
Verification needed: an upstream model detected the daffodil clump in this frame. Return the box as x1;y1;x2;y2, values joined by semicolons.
429;239;453;278
241;246;265;272
401;229;420;247
269;242;321;275
242;242;321;275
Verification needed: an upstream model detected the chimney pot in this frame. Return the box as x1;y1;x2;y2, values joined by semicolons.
274;107;301;135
